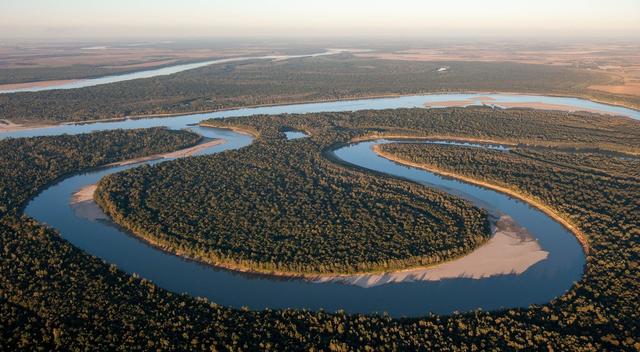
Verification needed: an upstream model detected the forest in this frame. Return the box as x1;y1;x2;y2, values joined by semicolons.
1;107;639;350
205;106;640;154
0;127;200;216
95;136;490;275
1;55;625;123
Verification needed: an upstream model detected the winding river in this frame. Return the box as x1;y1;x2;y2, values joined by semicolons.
3;93;636;317
0;49;348;94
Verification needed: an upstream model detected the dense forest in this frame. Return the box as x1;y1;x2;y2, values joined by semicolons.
1;55;625;123
1;107;640;350
0;128;200;215
206;106;640;154
95;137;490;275
513;147;640;179
95;106;640;275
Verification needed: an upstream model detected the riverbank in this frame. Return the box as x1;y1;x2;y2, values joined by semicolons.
87;133;568;286
0;119;55;133
106;138;226;167
425;98;626;116
198;123;260;138
313;215;548;287
351;134;519;146
70;184;107;221
70;138;226;220
373;144;590;254
2;91;638;135
0;79;84;92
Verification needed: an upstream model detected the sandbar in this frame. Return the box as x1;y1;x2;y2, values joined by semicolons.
0;119;52;133
107;138;225;167
70;185;108;221
313;215;548;288
425;99;620;115
0;79;83;92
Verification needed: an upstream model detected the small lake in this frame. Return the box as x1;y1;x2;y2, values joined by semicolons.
284;130;310;140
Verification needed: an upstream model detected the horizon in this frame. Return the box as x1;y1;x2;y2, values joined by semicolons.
2;0;639;40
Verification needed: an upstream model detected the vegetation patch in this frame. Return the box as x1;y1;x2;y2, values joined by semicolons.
0;56;619;123
0;127;200;216
95;136;491;275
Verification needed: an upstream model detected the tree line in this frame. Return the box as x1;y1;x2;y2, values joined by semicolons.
1;56;618;123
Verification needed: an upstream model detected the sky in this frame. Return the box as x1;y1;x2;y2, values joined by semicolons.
1;0;639;40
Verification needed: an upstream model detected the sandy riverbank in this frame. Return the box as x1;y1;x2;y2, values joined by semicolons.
313;215;548;288
70;185;108;221
373;144;590;253
351;134;519;146
107;138;226;167
0;79;83;92
69;138;225;220
425;98;620;116
199;123;260;138
0;119;53;133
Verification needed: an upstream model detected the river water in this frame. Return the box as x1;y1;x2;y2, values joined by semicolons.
2;93;639;141
3;91;626;316
20;118;585;317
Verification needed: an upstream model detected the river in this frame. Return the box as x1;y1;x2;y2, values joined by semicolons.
0;49;348;94
3;92;626;316
12;93;594;316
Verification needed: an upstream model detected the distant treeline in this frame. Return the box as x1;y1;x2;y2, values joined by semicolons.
0;58;202;86
1;55;624;123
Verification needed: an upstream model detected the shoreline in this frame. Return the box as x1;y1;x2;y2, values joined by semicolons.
88;133;577;284
372;144;590;254
198;123;260;138
0;119;56;133
69;137;226;221
3;91;638;134
425;99;626;116
351;134;520;146
351;132;640;156
313;215;548;288
106;138;226;167
0;79;84;92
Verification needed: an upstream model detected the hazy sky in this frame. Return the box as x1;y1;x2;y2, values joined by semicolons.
2;0;639;39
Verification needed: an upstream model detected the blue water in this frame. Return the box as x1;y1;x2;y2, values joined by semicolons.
284;131;310;140
2;93;638;141
24;121;584;316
